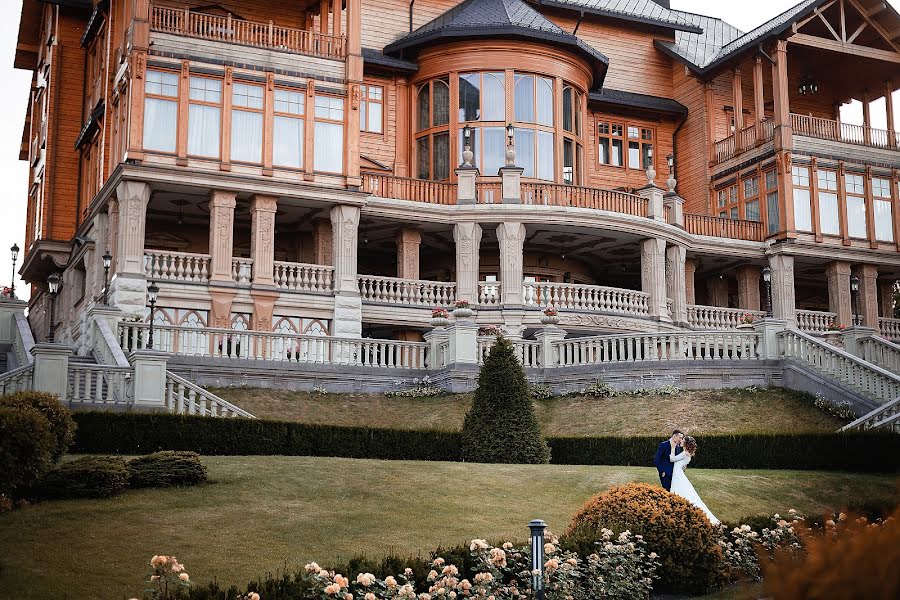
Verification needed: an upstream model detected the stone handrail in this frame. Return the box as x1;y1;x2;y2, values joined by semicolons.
523;282;649;317
361;172;457;204
432;339;450;369
0;364;33;395
232;258;253;284
150;4;346;59
477;336;542;368
687;305;764;330
520;183;648;217
358;275;456;306
68;363;132;406
880;317;900;341
478;281;501;306
145;250;210;283
551;331;760;367
797;309;838;334
857;336;900;374
683;213;765;241
779;329;900;405
94;317;130;368
840;396;900;432
14;312;35;366
119;322;428;369
791;113;896;150
274;261;334;293
165;371;255;418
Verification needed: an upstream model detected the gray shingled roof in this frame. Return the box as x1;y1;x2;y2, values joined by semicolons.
660;10;744;69
589;87;687;115
532;0;702;33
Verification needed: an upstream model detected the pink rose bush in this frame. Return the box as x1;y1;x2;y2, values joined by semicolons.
144;555;191;599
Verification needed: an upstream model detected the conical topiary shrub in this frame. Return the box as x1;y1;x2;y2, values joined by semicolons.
461;336;550;464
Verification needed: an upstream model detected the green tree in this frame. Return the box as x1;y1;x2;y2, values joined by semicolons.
461;336;550;464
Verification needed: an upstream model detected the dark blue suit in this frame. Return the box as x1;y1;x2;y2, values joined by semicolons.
654;440;682;491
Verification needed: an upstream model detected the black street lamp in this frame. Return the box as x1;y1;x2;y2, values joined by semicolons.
850;275;860;326
101;251;112;305
47;272;60;343
762;266;773;317
147;281;159;350
529;519;547;600
9;243;19;298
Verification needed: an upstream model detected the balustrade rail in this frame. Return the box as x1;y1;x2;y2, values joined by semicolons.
521;183;648;217
145;250;210;283
274;261;333;293
552;332;760;367
362;173;457;204
478;281;501;306
150;4;346;59
684;213;765;241
841;396;900;432
13;312;35;367
358;276;456;306
879;317;900;341
687;305;764;330
232;258;253;284
523;282;649;317
0;364;33;395
791;113;897;150
779;329;900;405
68;363;132;406
796;310;838;334
857;336;900;374
477;336;542;367
165;371;255;418
714;135;736;163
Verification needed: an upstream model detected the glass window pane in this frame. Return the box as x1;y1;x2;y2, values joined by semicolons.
360;102;367;132
873;177;891;198
231;110;262;162
847;196;867;238
417;136;430;179
190;77;221;103
641;143;653;172
793;188;812;231
233;83;263;109
717;190;728;208
273;115;303;168
417;85;430;131
819;192;840;235
875;199;894;241
514;128;535;178
575;92;582;136
458;74;480;122
743;176;759;198
628;141;640;169
845;173;864;194
483;127;505;175
536;131;553;181
432;132;450;180
536;77;553;126
143;97;177;152
146;70;178;97
314;121;343;172
791;165;810;187
767;191;780;235
432;79;449;127
514;74;535;123
187;104;220;157
599;138;610;165
730;207;738;219
745;200;760;222
817;169;837;191
562;86;573;132
765;170;777;190
368;101;382;133
315;96;344;120
275;89;304;115
563;139;574;185
482;72;505;121
611;139;623;167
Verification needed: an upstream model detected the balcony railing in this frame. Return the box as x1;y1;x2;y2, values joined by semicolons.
714;119;776;164
150;4;346;60
684;214;765;241
358;275;456;306
478;281;501;306
361;173;457;204
145;250;210;283
880;317;900;341
521;183;647;217
687;305;764;330
791;113;898;150
522;281;650;317
797;309;838;334
274;261;334;293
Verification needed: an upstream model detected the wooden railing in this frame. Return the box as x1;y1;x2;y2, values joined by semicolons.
478;281;501;306
523;282;650;317
879;317;900;341
475;181;502;204
165;371;255;418
797;310;838;334
521;183;648;217
791;113;897;150
361;172;457;204
857;336;900;374
477;336;542;368
274;261;333;293
551;331;760;367
358;275;456;306
714;135;736;163
150;4;346;60
684;213;765;241
687;305;764;330
145;250;210;283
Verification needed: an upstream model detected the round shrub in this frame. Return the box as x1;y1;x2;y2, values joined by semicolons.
0;406;55;495
127;451;208;488
36;456;129;499
0;391;76;461
564;483;726;594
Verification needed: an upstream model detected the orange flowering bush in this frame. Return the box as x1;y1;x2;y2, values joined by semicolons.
564;483;727;594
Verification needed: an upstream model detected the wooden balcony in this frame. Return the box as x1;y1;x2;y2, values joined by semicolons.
150;4;346;60
520;182;648;217
713;119;775;164
791;113;899;150
683;213;766;242
361;172;457;205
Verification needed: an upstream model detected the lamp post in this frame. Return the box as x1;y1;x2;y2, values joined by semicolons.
101;251;112;305
505;123;516;167
47;272;60;343
850;275;860;326
529;519;547;600
147;281;159;350
762;266;772;317
462;124;474;167
9;243;19;298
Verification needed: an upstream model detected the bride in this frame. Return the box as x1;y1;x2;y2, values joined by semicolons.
670;436;720;525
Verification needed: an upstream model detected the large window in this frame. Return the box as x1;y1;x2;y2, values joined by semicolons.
143;70;178;153
816;169;840;236
627;126;653;171
791;165;812;232
765;169;779;235
459;72;504;122
231;83;264;163
314;96;345;173
743;176;760;222
187;77;221;157
597;122;623;167
416;78;451;180
873;177;893;242
513;74;553;126
717;184;738;219
273;88;304;168
845;172;867;238
360;84;383;134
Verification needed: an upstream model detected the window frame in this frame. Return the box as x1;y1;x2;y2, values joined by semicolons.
272;86;306;170
313;94;345;174
186;75;223;159
142;68;180;154
230;81;265;165
360;83;384;135
844;171;867;239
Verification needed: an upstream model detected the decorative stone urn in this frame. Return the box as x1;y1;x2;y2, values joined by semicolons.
453;307;474;319
540;314;560;326
430;316;450;328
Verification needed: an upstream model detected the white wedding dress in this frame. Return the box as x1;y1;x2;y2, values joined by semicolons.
670;447;720;525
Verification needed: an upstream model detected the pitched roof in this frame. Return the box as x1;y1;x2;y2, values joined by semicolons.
589;88;687;116
657;10;744;69
531;0;702;33
384;0;610;85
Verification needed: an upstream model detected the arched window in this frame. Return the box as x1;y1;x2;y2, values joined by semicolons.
415;77;451;180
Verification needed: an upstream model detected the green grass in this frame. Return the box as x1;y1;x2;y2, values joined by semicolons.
214;387;847;436
0;456;894;600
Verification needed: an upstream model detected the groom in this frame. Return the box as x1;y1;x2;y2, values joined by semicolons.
653;430;684;491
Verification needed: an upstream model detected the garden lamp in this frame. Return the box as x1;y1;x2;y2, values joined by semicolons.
101;250;112;305
47;272;60;342
850;275;860;326
10;243;19;297
147;281;160;350
529;519;547;600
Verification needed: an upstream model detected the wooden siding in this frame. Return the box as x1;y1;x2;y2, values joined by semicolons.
671;63;709;215
361;0;458;49
585;111;675;191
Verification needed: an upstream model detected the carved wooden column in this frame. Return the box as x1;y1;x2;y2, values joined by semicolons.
855;264;879;329
249;195;278;286
685;257;697;305
331;204;362;338
313;219;333;265
886;81;896;149
825;261;852;327
208;190;237;283
641;238;670;321
665;244;688;325
736;265;762;311
396;229;421;280
771;40;794;236
497;223;526;306
454;222;482;304
110;181;150;316
769;254;796;327
345;0;363;186
753;56;765;130
732;66;744;151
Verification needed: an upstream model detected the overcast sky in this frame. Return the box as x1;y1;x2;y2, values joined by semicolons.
0;0;896;301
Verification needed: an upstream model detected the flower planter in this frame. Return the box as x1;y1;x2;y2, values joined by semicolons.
430;317;450;328
736;323;754;330
453;307;474;319
822;331;844;347
540;315;560;326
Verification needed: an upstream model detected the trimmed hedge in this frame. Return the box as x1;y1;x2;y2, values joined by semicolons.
71;412;900;472
0;391;76;461
128;451;208;488
34;456;129;499
0;406;56;495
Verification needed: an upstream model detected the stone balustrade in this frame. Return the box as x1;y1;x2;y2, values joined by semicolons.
358;275;456;306
478;281;501;306
687;305;764;330
880;317;900;341
165;371;254;417
68;363;132;406
231;258;253;284
477;336;542;368
524;282;650;317
274;261;334;293
145;250;210;283
857;336;900;374
841;396;900;432
796;309;838;334
0;364;33;395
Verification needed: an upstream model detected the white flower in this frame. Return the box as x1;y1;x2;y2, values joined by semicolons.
469;539;489;551
356;573;376;587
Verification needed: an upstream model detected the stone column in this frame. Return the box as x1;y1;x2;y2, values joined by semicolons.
879;279;896;318
706;277;729;308
208;190;237;283
130;349;168;410
769;254;796;327
736;265;762;311
825;261;852;327
637;185;665;220
641;238;670;321
456;166;478;205
663;193;684;227
396;229;421;280
499;166;524;204
31;344;72;403
535;326;567;369
331;204;362;338
110;181;151;316
665;244;688;325
107;198;119;271
855;264;879;329
685;258;697;305
313;219;333;265
497;222;526;306
250;195;277;286
454;222;482;303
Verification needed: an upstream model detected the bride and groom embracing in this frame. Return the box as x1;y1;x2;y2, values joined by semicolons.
653;430;720;525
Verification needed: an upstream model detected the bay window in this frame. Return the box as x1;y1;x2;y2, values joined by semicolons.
816;170;840;236
791;165;812;232
416;77;451;179
873;177;893;242
845;173;867;238
187;77;221;157
231;83;264;163
273;88;305;168
360;84;383;134
143;70;179;153
314;95;344;173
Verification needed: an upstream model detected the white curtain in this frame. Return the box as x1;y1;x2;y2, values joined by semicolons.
793;189;812;231
514;128;535;178
847;196;867;238
818;192;840;235
537;131;554;181
143;98;177;153
367;101;383;133
875;200;894;241
514;74;534;123
482;127;505;175
482;73;505;121
536;77;553;126
274;115;303;168
315;121;344;173
231;109;263;163
187;104;220;157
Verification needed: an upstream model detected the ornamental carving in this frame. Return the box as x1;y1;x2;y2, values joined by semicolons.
351;84;360;110
560;314;657;332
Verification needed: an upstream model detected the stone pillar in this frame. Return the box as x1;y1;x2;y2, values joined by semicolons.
424;327;449;370
879;279;896;318
736;265;762;311
825;261;852;327
130;349;168;410
841;325;877;357
855;264;879;329
641;238;669;321
663;193;684;227
665;245;688;325
208;190;237;283
31;344;72;403
707;277;729;308
769;254;796;327
456;166;478;205
313;219;333;265
110;181;151;316
637;185;665;220
396;229;421;280
685;258;697;305
535;326;567;369
454;222;482;303
447;320;479;365
753;318;787;360
208;290;236;329
250;195;277;286
499;166;524;204
331;204;362;338
497;223;526;306
107;198;119;272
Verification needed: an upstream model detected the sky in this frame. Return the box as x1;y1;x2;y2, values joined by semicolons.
0;0;896;302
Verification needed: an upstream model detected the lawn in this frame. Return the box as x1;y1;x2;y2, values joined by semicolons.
0;456;894;600
214;387;847;436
